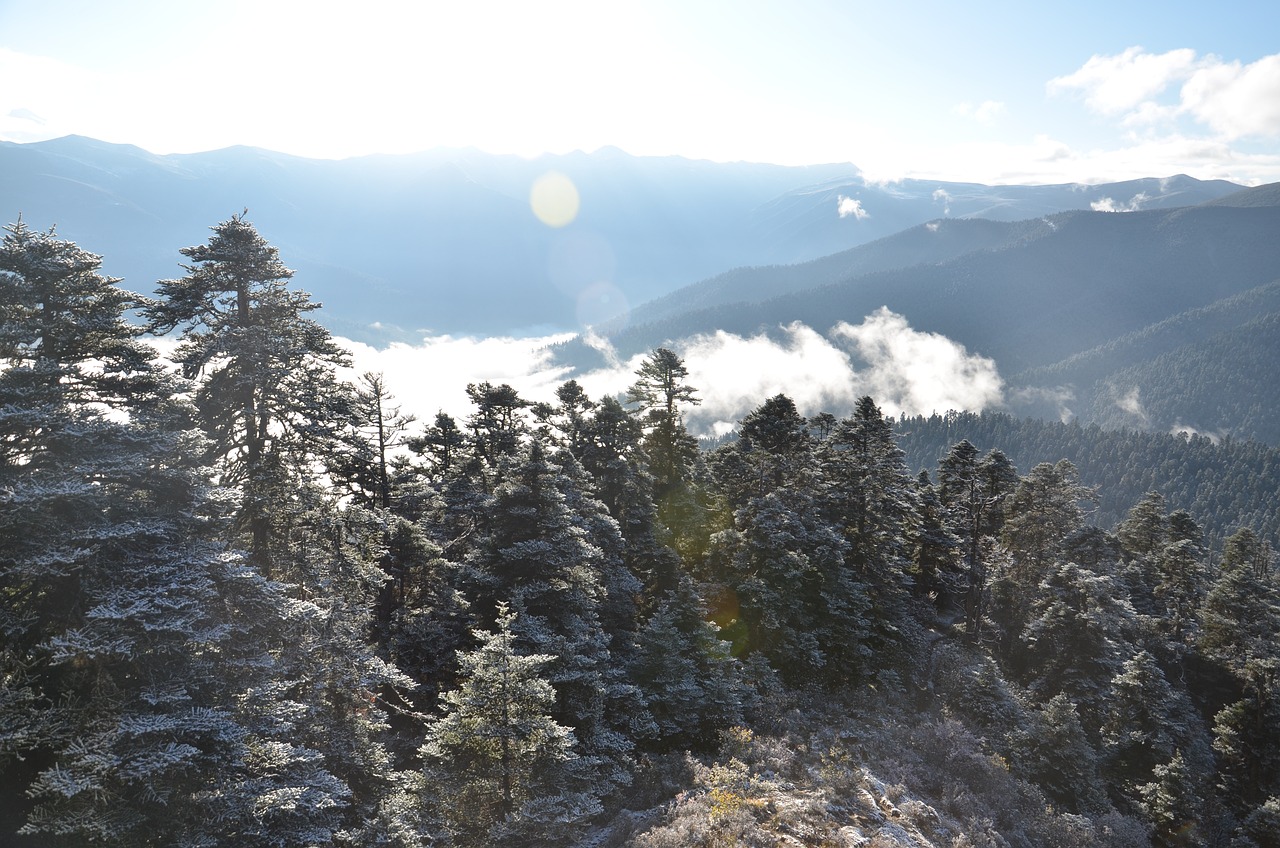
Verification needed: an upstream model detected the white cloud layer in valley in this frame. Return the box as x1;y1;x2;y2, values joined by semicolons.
340;308;1004;438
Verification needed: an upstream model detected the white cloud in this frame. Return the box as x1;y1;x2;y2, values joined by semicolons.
931;188;952;216
337;310;1005;438
1090;191;1148;212
1050;47;1280;143
830;307;1004;418
1115;386;1150;427
1048;46;1200;116
837;195;869;220
340;333;577;425
1170;421;1222;444
1010;385;1075;424
675;323;862;435
1181;53;1280;139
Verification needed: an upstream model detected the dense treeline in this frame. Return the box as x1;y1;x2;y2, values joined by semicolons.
3;218;1279;847
896;410;1280;551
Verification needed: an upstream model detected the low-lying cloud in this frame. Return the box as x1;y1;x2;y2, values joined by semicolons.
340;308;1004;438
1090;191;1149;212
837;195;870;220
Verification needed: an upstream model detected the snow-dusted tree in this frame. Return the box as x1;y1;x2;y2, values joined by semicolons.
1213;687;1280;821
0;221;351;846
144;213;353;575
815;396;915;668
1198;527;1280;686
574;393;683;607
1101;651;1183;792
463;439;640;804
1009;694;1108;815
464;381;529;469
145;217;420;843
625;347;700;493
714;393;812;504
937;442;1018;640
630;577;744;751
421;604;592;847
704;485;862;684
909;470;960;610
1001;460;1095;575
1019;563;1136;726
331;371;416;510
1137;750;1204;845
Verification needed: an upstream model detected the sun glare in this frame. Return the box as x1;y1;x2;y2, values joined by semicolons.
530;171;580;228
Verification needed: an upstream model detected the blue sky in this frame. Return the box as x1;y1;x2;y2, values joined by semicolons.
2;0;1279;184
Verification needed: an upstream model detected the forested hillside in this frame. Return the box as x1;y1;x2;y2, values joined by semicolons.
895;411;1280;549
3;219;1279;847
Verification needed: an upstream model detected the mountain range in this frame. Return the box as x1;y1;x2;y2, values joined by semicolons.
572;182;1280;445
5;135;1278;446
0;135;1242;342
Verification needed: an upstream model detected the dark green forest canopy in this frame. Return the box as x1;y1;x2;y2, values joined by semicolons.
895;410;1280;551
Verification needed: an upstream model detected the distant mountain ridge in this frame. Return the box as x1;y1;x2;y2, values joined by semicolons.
602;200;1280;370
0;135;1243;342
580;182;1280;445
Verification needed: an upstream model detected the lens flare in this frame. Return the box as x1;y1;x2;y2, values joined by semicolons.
576;281;629;328
530;171;580;228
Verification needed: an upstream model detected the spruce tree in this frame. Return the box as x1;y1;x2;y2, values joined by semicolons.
630;577;743;751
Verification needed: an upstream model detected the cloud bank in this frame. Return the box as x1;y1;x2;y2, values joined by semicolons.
1049;47;1280;140
340;308;1004;438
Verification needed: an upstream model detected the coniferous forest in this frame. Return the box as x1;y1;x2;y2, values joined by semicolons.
4;216;1280;848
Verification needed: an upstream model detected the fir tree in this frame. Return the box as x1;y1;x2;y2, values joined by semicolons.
421;604;592;847
144;213;353;576
630;578;743;751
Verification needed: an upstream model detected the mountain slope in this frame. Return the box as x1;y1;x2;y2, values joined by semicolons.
605;203;1280;376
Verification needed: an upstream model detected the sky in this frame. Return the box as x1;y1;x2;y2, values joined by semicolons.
2;0;1280;185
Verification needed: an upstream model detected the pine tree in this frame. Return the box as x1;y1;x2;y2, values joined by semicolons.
463;439;640;804
574;394;683;606
1001;459;1095;576
1198;527;1280;685
145;216;415;842
815;396;915;669
704;485;860;684
908;470;960;610
464;381;530;470
1010;694;1108;814
937;442;1018;640
625;347;701;492
1101;651;1181;792
1138;751;1205;846
331;371;416;510
1019;563;1136;726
